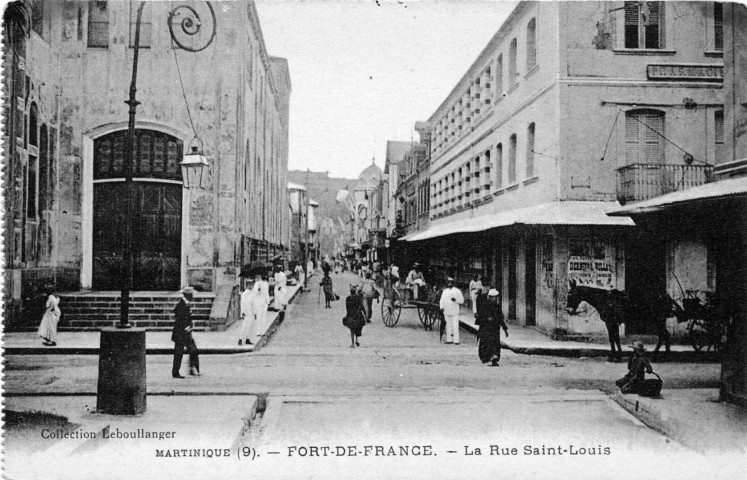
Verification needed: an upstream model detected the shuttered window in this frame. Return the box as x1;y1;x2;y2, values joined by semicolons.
715;110;724;164
495;143;503;188
714;3;724;51
508;134;517;184
496;54;503;96
526;123;536;177
526;18;537;70
624;1;664;49
625;110;664;164
129;2;152;48
87;1;109;48
508;38;518;86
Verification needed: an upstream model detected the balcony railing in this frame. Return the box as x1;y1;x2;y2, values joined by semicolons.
616;163;714;205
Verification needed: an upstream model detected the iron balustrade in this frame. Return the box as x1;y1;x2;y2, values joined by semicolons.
616;163;713;205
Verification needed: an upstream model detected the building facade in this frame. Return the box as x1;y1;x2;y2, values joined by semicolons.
2;0;290;328
609;2;747;407
405;1;723;338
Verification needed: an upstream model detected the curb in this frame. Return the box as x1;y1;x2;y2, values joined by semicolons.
460;319;720;362
5;286;305;356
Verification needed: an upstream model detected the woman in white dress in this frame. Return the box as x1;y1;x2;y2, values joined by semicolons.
254;273;271;333
37;289;61;346
273;265;288;313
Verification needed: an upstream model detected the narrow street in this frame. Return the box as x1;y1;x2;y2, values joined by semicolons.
5;272;736;480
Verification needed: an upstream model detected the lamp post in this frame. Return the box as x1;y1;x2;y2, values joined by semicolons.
98;1;216;416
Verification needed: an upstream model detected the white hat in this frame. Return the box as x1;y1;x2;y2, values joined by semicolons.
180;286;196;295
488;289;499;297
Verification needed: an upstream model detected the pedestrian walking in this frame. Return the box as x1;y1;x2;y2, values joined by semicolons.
273;265;288;318
321;271;336;308
439;277;464;344
475;287;509;366
360;271;378;323
343;285;366;347
172;286;200;378
238;278;256;346
37;287;61;346
616;341;654;394
295;263;306;290
469;274;483;315
254;273;271;333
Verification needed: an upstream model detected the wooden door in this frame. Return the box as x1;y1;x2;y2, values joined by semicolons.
92;130;183;291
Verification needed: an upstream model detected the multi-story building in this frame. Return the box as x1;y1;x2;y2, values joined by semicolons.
288;182;309;268
609;3;747;407
2;0;290;329
405;1;723;338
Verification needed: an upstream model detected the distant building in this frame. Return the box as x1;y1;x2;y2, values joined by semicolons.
404;1;723;338
2;1;290;329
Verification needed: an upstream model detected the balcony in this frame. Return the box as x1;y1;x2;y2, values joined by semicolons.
616;163;714;205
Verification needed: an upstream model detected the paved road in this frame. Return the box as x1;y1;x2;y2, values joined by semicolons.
5;272;734;480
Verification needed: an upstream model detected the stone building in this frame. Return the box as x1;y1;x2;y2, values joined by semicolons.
609;3;747;407
2;0;290;329
404;1;723;338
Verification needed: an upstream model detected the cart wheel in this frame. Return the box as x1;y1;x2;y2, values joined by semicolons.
417;304;427;323
382;289;401;327
688;320;707;352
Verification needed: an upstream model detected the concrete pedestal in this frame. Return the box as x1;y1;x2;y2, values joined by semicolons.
96;327;147;415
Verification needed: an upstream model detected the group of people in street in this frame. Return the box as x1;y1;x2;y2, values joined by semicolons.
238;265;288;346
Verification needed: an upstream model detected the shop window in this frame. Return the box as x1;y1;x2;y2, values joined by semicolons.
625;109;664;164
88;1;109;48
526;18;537;70
624;1;664;49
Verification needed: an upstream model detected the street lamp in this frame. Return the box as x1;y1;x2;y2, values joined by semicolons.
98;1;217;416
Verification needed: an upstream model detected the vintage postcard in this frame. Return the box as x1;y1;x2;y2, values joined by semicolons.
3;1;747;479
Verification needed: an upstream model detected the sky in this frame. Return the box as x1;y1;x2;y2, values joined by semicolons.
255;0;517;178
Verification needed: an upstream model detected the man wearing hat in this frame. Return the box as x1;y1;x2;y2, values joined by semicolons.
615;341;653;394
172;286;200;379
439;277;465;344
405;263;425;301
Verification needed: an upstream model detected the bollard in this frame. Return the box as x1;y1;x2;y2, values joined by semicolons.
96;328;147;415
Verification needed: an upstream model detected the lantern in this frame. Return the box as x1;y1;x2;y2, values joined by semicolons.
180;138;209;189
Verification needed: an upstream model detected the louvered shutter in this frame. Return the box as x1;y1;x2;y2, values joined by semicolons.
624;2;640;48
643;112;663;163
625;114;640;164
715;111;724;164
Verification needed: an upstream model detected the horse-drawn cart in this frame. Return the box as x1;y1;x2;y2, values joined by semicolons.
379;280;443;330
677;290;724;352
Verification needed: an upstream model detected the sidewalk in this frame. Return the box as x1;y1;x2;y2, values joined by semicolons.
3;284;303;355
612;388;747;454
459;314;719;362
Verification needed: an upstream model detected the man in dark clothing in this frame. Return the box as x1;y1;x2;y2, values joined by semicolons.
615;341;653;393
475;287;509;366
172;286;200;379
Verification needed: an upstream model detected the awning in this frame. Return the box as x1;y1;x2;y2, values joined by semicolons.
405;201;634;242
608;176;747;216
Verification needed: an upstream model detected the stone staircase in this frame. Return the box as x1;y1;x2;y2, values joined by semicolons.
56;292;215;331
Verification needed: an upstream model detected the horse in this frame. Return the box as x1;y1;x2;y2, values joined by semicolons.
566;280;681;360
566;281;630;360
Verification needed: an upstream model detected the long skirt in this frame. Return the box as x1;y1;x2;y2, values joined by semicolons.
477;323;502;363
345;315;366;337
38;311;60;343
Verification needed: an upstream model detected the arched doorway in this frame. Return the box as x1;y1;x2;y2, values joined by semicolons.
92;130;183;290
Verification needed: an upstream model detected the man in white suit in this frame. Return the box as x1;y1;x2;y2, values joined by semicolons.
439;277;464;345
